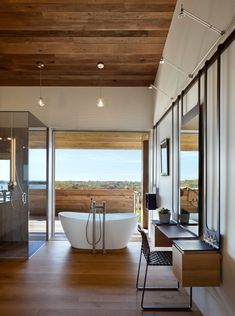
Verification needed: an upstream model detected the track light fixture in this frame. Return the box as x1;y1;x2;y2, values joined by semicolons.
160;56;193;79
148;84;174;101
159;57;164;64
178;4;225;36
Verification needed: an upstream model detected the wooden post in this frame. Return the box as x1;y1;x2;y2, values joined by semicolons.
142;140;149;229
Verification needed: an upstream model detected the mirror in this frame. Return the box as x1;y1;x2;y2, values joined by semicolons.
160;138;169;176
206;62;219;232
179;108;199;235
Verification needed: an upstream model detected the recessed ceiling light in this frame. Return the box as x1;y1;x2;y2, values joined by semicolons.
97;62;104;69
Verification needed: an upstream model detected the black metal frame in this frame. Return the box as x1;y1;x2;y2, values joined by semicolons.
203;49;221;249
198;69;204;239
152;124;157;192
136;226;192;311
172;100;179;221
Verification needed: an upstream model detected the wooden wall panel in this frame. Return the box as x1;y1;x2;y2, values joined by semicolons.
180;133;198;151
55;131;149;149
29;189;135;215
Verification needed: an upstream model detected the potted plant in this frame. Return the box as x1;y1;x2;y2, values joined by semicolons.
158;208;171;223
180;208;190;224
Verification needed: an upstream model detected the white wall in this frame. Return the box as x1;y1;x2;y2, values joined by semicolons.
0;87;153;131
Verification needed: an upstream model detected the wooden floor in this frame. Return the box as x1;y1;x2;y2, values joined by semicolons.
0;241;202;316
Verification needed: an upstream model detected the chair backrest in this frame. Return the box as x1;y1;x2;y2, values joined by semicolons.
137;225;150;261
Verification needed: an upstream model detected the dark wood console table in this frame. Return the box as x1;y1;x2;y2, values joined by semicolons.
151;220;197;247
158;225;197;239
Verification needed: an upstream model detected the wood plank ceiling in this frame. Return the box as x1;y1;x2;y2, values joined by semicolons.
0;0;176;87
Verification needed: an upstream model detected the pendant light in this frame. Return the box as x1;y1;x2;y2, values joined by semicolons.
37;62;45;107
97;62;105;107
97;87;105;107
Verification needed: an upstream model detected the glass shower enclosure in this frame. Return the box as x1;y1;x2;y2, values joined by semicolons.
0;111;48;258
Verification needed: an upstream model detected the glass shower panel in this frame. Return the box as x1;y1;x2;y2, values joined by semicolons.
0;112;29;258
0;111;48;259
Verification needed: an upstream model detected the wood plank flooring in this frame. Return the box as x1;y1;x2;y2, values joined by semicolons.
0;241;202;316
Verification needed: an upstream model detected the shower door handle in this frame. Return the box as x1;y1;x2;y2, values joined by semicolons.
22;192;27;205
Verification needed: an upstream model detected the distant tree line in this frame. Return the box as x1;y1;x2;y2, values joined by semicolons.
55;180;141;191
180;179;198;188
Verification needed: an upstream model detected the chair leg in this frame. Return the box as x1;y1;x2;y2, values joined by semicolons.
136;250;142;289
141;260;149;309
137;260;179;291
189;286;193;309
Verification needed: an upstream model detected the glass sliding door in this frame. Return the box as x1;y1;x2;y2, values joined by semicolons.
53;131;143;237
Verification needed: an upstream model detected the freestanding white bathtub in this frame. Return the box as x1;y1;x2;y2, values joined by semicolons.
59;212;138;250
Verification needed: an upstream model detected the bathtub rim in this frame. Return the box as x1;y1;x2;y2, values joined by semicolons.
58;211;139;222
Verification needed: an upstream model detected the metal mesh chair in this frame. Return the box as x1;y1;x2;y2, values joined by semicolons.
136;225;192;310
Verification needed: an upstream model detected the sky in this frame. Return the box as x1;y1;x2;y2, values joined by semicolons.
54;149;142;181
1;149;198;182
27;149;142;182
180;151;198;180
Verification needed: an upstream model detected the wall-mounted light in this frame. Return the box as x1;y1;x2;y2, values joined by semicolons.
8;113;16;192
159;57;164;64
0;137;12;141
178;4;225;36
9;137;16;189
37;62;45;107
148;84;174;101
159;56;194;79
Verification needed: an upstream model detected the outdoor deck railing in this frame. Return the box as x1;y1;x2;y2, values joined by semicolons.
29;188;139;216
